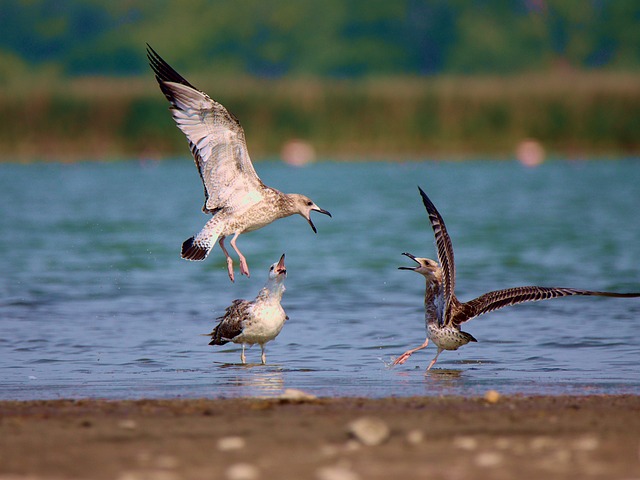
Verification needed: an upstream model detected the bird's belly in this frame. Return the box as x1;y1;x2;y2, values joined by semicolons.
229;207;281;234
428;325;471;351
238;304;287;344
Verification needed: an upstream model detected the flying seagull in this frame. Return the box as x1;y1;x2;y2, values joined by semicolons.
147;45;331;282
394;186;640;370
208;254;288;364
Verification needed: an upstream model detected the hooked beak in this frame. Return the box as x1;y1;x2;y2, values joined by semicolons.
307;207;332;234
275;253;286;275
398;252;419;271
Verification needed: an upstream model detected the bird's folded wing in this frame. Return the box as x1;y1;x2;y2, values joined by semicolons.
212;299;250;341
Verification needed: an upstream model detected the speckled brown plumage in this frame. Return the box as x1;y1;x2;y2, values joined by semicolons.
394;187;640;370
147;46;330;282
208;300;250;346
206;254;289;364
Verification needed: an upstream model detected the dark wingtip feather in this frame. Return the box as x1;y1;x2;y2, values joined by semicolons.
417;185;437;215
146;44;197;90
207;327;228;346
181;236;209;261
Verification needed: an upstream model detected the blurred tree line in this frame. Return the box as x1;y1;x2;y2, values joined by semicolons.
1;0;639;160
1;0;639;80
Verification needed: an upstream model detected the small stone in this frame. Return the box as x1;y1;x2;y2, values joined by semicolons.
530;436;555;450
315;465;360;480
484;390;501;404
406;430;424;445
572;435;599;451
474;451;503;468
217;436;246;451
225;463;259;480
278;389;317;401
453;436;478;451
118;419;137;430
347;417;390;446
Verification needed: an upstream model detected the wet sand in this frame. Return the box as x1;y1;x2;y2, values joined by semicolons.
1;394;639;480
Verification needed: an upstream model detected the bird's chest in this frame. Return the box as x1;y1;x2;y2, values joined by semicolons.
240;302;287;343
427;324;469;351
227;206;282;234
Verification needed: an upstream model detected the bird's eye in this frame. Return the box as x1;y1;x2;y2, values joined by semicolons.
306;201;313;206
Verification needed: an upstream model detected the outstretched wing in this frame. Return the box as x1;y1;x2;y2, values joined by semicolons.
147;45;264;215
418;187;458;317
451;286;640;326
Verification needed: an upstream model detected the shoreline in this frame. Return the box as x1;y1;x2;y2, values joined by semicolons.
1;394;638;479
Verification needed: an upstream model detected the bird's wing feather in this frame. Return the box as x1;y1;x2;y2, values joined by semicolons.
418;187;458;319
147;45;264;214
452;286;640;326
209;299;250;344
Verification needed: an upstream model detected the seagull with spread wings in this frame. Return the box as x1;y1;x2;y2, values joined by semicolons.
394;187;640;370
147;46;331;282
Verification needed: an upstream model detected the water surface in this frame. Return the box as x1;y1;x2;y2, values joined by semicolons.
1;159;639;399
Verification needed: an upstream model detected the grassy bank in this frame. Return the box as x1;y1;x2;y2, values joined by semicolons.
2;72;640;161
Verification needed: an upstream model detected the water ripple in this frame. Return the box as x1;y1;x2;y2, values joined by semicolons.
1;160;639;399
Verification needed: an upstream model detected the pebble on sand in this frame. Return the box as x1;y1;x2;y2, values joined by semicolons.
484;390;501;404
316;464;361;480
278;389;317;401
225;463;259;480
347;417;390;446
474;451;504;468
118;419;138;430
406;429;424;445
453;436;478;451
217;436;246;451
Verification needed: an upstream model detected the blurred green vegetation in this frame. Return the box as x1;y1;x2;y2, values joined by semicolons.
2;72;638;160
3;0;640;77
1;0;639;159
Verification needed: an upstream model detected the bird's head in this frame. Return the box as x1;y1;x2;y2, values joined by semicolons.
268;253;287;281
289;194;332;233
399;252;441;280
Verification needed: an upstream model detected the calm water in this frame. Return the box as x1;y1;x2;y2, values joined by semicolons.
1;159;640;400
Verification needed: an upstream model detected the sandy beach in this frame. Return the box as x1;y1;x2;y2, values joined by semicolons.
1;394;639;479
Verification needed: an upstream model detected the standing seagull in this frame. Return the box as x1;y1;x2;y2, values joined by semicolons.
147;46;331;282
208;254;288;364
394;187;640;370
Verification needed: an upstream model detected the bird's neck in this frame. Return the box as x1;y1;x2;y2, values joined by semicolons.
424;277;443;326
423;277;442;304
257;281;286;303
278;193;302;217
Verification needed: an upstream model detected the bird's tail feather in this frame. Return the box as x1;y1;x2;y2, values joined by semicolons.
181;217;224;261
181;236;212;260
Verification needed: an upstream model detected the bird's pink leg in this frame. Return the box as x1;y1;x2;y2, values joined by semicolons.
392;338;429;366
240;345;246;364
230;233;250;277
218;237;235;282
426;347;443;371
260;345;266;365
